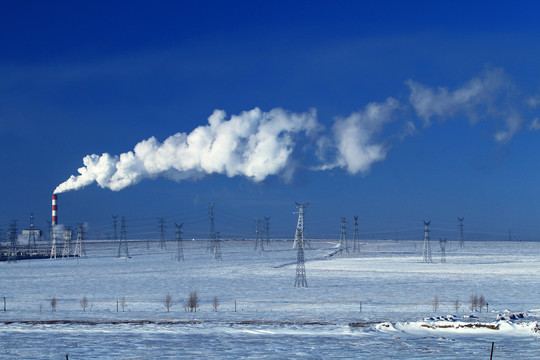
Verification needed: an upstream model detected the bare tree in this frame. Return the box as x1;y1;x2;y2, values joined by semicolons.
432;295;439;312
212;296;220;312
470;294;478;312
80;296;89;311
454;299;461;313
51;296;57;312
186;291;199;313
478;295;486;313
164;293;173;312
121;297;127;312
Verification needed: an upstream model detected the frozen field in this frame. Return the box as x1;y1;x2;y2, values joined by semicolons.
1;239;540;359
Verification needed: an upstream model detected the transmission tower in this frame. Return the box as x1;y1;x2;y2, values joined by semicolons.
46;220;52;242
353;216;360;253
439;238;447;263
254;218;264;252
61;227;72;258
213;231;222;260
175;222;184;261
264;216;271;246
293;203;308;287
117;216;130;258
50;226;58;259
7;220;18;262
339;217;349;254
458;217;464;248
74;223;86;258
158;218;166;249
27;213;38;254
422;220;432;263
292;202;309;249
207;203;216;253
112;215;119;242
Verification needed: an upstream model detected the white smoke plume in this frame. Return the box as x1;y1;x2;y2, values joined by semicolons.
406;67;531;143
55;68;538;194
320;97;400;174
55;107;324;193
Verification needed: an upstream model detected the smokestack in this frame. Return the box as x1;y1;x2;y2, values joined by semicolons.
52;194;58;226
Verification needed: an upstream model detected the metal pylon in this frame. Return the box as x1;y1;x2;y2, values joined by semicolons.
293;202;309;249
294;242;308;287
61;227;72;258
7;221;18;262
158;218;166;249
175;222;184;261
339;217;349;254
353;216;360;253
213;231;222;260
439;238;447;263
422;220;432;263
207;203;216;253
264;216;271;246
254;218;264;252
458;217;464;248
74;223;86;258
117;216;129;258
50;226;58;259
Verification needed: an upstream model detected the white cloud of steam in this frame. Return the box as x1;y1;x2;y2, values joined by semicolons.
406;68;532;143
55;68;539;194
323;97;400;174
54;108;322;193
406;68;507;126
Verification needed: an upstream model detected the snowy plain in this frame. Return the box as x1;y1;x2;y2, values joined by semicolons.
1;239;540;359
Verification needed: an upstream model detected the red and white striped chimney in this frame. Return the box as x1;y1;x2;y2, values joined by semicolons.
52;194;58;226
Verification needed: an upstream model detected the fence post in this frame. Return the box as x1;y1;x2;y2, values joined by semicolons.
490;342;494;360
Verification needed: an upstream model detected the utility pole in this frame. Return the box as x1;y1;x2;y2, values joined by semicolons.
175;223;184;261
458;217;464;248
293;202;309;287
422;220;432;263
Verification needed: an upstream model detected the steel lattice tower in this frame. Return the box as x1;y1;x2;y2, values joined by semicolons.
352;216;360;253
294;240;308;287
112;215;119;242
7;220;18;262
158;218;166;249
27;213;38;254
293;203;308;287
422;220;432;263
61;227;72;258
175;222;184;261
292;202;309;249
117;216;130;258
207;203;216;253
213;231;222;260
50;226;58;259
458;217;464;248
74;223;86;258
439;238;447;263
254;218;264;252
264;217;271;246
339;217;349;254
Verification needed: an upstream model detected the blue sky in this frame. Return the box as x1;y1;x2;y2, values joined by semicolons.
2;1;540;241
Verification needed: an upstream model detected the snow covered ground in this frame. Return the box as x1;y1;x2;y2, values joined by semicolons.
1;239;540;359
